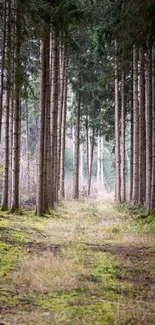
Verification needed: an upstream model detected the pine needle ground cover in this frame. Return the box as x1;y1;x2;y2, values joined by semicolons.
0;201;155;325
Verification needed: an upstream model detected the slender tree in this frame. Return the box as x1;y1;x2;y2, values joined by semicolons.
10;0;22;212
73;87;81;199
121;70;126;202
36;23;48;215
132;46;139;203
114;41;121;203
145;42;152;209
2;0;11;209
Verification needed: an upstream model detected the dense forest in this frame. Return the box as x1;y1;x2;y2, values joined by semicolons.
0;0;155;215
1;1;155;324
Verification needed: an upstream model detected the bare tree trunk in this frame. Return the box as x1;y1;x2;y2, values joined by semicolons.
86;113;89;195
101;136;104;189
2;0;11;209
129;91;133;202
9;87;14;207
73;89;80;200
132;46;139;203
114;40;121;203
36;25;47;215
97;133;100;190
88;127;95;196
25;98;30;192
50;35;59;207
151;46;155;212
43;30;50;212
57;44;65;195
139;48;146;204
0;0;7;140
11;0;21;212
80;142;84;188
145;43;152;210
60;56;68;198
121;71;126;202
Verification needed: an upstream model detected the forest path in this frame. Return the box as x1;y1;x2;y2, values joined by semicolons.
0;200;155;324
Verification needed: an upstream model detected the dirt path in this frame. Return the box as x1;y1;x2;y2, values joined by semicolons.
0;201;155;325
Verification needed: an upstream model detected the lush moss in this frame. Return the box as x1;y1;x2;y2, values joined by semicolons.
131;214;155;233
114;203;148;216
0;241;21;276
26;291;115;325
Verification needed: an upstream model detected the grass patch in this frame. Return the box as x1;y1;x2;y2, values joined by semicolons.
0;241;21;277
0;200;155;325
114;203;148;216
131;214;155;234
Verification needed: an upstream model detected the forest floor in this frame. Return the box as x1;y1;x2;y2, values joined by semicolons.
0;199;155;325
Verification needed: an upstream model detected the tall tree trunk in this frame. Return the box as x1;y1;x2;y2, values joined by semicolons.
50;35;59;207
0;0;7;140
150;46;155;212
43;30;50;212
2;0;11;209
26;98;30;192
10;0;21;212
97;133;100;190
129;99;133;201
145;43;152;210
73;89;80;199
121;71;126;202
88;127;95;196
60;61;68;198
139;48;146;204
80;142;84;188
114;40;121;202
86;113;89;195
36;24;47;215
101;136;104;189
132;46;139;203
57;44;65;195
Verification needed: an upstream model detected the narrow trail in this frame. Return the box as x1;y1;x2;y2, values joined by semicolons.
0;200;155;325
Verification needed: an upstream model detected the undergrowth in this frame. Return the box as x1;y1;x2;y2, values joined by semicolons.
0;201;155;325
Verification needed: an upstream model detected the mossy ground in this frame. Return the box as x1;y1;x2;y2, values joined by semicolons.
0;200;155;324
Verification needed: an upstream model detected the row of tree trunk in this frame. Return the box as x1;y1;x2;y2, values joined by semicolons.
0;1;68;215
115;42;155;212
36;26;68;215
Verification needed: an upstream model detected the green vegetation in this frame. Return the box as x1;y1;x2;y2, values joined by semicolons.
0;200;155;324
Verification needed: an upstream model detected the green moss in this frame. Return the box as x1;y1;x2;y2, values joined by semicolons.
0;241;21;276
25;291;115;325
115;203;148;216
131;214;155;233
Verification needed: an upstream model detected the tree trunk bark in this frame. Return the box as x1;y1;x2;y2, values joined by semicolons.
88;127;95;196
150;46;155;212
114;40;121;203
50;35;59;207
60;60;68;198
10;0;21;212
0;0;7;141
57;45;65;195
43;30;50;212
121;71;126;202
80;142;84;189
145;43;152;210
101;136;104;189
36;24;47;215
97;133;100;190
132;45;139;203
73;88;80;199
139;48;146;204
2;0;11;209
86;113;89;195
25;98;30;192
